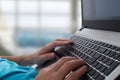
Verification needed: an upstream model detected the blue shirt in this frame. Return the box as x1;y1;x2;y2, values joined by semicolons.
0;59;38;80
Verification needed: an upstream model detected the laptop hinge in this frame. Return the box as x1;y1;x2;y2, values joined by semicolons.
79;26;87;31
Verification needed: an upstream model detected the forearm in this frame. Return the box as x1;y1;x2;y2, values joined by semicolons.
1;56;28;65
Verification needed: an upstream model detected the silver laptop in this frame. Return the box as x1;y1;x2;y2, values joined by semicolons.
55;0;120;80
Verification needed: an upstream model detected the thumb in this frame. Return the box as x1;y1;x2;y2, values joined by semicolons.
40;52;56;63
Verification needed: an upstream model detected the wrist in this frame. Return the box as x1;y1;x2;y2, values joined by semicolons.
19;54;37;66
0;56;26;64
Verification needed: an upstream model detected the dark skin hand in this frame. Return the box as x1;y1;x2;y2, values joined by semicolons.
35;57;87;80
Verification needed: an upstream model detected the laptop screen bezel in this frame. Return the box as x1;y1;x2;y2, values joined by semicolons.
81;0;120;32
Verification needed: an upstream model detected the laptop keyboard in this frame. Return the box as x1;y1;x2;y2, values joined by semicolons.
55;35;120;80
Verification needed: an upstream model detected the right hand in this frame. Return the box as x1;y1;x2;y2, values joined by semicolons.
35;57;87;80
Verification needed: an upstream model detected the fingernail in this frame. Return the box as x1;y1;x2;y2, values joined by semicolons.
51;53;55;57
69;40;73;42
68;41;73;44
82;65;88;70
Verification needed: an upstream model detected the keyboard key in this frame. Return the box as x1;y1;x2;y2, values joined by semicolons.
92;61;99;67
104;49;111;55
92;71;100;79
99;42;105;46
91;45;96;49
97;47;106;53
95;62;103;69
90;51;96;56
102;57;109;63
110;45;116;49
106;59;114;66
87;66;92;72
84;49;89;53
73;49;78;53
97;41;102;45
108;51;116;57
93;53;101;59
106;44;112;48
96;41;101;45
103;43;108;47
89;68;96;76
82;48;87;52
87;43;93;48
87;50;92;55
85;76;92;80
91;40;95;43
80;74;92;80
96;74;105;80
82;55;88;60
85;43;90;47
94;46;100;50
118;57;120;61
111;61;119;68
94;40;98;44
86;57;96;64
113;52;120;59
104;61;119;76
56;51;65;58
99;65;107;72
73;43;79;47
98;56;105;61
80;53;85;58
83;42;88;46
114;46;120;51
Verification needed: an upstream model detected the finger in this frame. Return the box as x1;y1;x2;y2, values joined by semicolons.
41;52;55;61
56;39;71;41
49;57;77;71
56;60;86;80
51;40;73;48
65;65;87;80
39;40;73;54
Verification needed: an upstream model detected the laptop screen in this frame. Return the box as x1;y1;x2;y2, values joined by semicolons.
82;0;120;32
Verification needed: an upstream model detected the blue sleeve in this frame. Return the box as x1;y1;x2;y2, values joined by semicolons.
0;59;38;80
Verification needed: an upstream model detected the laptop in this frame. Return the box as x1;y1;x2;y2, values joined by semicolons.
53;0;120;80
38;0;120;80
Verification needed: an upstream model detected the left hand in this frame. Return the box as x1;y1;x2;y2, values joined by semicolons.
24;39;73;65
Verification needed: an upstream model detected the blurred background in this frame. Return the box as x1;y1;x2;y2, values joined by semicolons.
0;0;81;56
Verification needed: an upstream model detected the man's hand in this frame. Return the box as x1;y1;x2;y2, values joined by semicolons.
35;57;87;80
38;39;73;54
24;39;73;65
1;39;72;66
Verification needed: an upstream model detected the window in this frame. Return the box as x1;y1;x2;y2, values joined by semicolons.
18;1;38;14
18;15;38;28
0;0;80;55
0;0;15;13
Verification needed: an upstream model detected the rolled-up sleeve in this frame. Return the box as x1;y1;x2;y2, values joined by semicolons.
0;59;38;80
